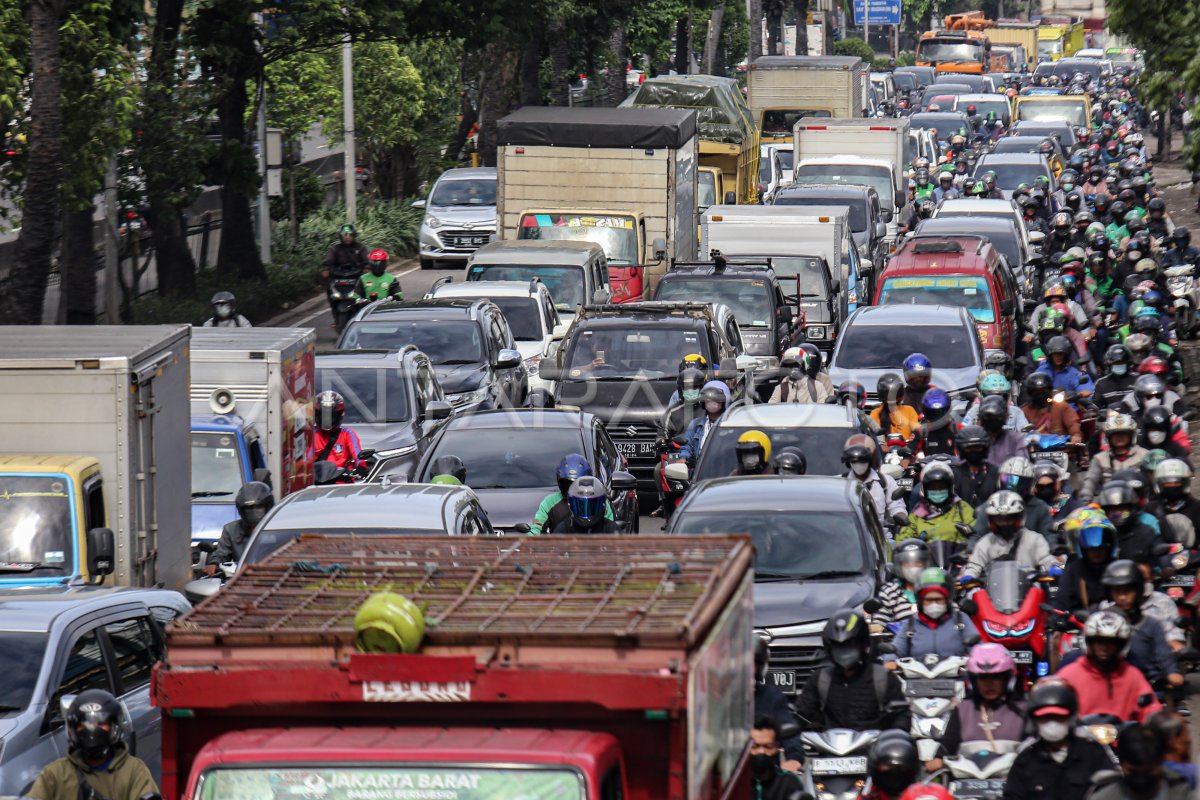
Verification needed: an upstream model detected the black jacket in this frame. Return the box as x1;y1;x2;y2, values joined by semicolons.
1116;520;1158;564
211;519;252;565
754;770;807;800
323;241;369;278
1002;737;1115;800
954;461;1000;509
548;515;617;534
1093;372;1137;411
1053;557;1108;612
794;664;910;732
755;681;804;759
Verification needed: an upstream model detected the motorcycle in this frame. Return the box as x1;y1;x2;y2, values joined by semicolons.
1026;432;1079;474
798;729;879;800
894;654;969;762
654;433;690;522
959;561;1054;687
1165;263;1198;339
936;742;1019;799
328;275;362;333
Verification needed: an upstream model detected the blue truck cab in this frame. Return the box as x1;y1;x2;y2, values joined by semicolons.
190;415;270;548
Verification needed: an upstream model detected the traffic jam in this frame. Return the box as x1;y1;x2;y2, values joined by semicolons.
4;24;1200;800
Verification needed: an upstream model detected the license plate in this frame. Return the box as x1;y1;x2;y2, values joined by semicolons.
904;678;960;698
1163;573;1196;587
614;441;656;458
1011;650;1034;664
897;477;914;490
811;756;867;775
768;669;795;691
468;236;487;245
1032;451;1069;469
952;779;1006;796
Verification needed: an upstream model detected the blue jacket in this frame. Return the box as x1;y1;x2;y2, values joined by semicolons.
887;608;979;661
1034;361;1095;395
679;416;716;461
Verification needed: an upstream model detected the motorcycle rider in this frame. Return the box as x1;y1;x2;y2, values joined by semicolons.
1137;406;1191;459
429;454;467;485
772;447;807;475
966;490;1058;576
1149;459;1200;551
1081;413;1147;500
1147;712;1196;790
322;223;369;317
902;353;933;410
203;290;251;327
731;430;775;476
1094;344;1139;410
1053;508;1119;612
953;426;1000;508
549;476;617;533
919;389;957;457
314;390;364;472
870;373;921;448
843;438;907;530
1099;480;1159;565
1033;460;1085;529
897;461;975;544
969;457;1054;541
1034;336;1096;397
978;395;1030;467
885;567;979;665
1002;679;1117;800
29;689;158;800
1089;724;1191;800
794;610;910;732
749;716;806;798
753;640;804;765
769;346;833;403
1022;372;1083;445
1056;609;1163;722
1098;559;1182;688
928;643;1025;772
862;734;921;800
1161;227;1200;269
355;249;403;302
677;381;729;463
530;454;614;534
873;539;928;624
205;480;273;575
933;171;959;203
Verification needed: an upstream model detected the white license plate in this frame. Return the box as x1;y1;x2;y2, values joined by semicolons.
1033;451;1068;469
1011;650;1034;664
768;669;795;691
615;441;655;458
811;756;867;775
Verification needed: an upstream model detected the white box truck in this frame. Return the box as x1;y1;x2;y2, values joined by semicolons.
496;106;698;299
700;205;863;351
0;326;191;590
748;56;869;145
189;327;316;548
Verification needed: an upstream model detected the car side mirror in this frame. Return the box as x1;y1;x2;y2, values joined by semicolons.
551;322;569;340
863;597;883;614
252;468;272;487
86;527;115;579
425;399;453;420
1029;230;1045;243
664;461;690;483
876;222;888;239
724;191;737;205
860;258;874;274
780;722;802;741
653;237;667;262
1001;299;1015;316
876;641;897;654
609;471;637;492
537;363;561;381
184;577;224;605
830;277;841;293
894;190;905;207
494;348;523;369
592;288;611;304
411;199;426;209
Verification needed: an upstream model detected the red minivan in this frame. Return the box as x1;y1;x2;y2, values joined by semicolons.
873;234;1019;353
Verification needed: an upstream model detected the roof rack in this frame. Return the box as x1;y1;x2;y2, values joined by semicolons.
670;250;775;274
907;233;988;255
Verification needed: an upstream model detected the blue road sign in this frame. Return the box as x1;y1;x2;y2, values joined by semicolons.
853;0;900;25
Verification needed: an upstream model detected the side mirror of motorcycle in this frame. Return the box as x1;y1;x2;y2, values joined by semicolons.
863;597;883;614
958;597;978;616
891;487;908;500
780;722;802;741
1051;544;1070;556
963;631;981;647
877;641;897;654
672;433;689;446
512;523;531;534
1153;542;1173;556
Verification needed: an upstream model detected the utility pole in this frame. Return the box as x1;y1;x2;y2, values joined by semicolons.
103;156;119;323
256;71;271;264
342;29;357;222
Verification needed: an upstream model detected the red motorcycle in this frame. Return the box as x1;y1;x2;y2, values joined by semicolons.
959;560;1054;687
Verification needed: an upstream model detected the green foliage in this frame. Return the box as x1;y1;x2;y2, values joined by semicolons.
895;51;914;67
720;1;750;69
626;0;691;67
265;49;339;141
276;199;425;269
270;166;325;222
832;37;875;62
0;0;27;123
325;41;425;150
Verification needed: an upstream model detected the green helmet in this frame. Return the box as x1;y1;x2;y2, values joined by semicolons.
916;566;953;599
979;372;1011;396
340;223;357;236
430;474;462;486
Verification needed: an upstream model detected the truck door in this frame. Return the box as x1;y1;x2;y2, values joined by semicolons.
103;616;164;774
39;628;119;782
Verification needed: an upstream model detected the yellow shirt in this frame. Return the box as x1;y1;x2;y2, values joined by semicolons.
870;404;921;442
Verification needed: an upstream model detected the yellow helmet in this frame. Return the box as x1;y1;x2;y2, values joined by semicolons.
736;429;772;466
680;353;709;370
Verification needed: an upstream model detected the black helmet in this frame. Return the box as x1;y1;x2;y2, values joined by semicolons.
1045;335;1073;358
978;395;1009;432
1098;481;1138;528
867;733;920;797
1025;371;1053;403
1101;558;1144;595
1172;227;1191;248
843;442;874;470
921;460;955;492
315;390;346;432
235;481;275;528
66;689;124;760
1109;200;1128;223
1147;196;1167;214
955;424;990;463
876;372;905;405
1027;678;1079;719
773;446;807;476
1105;343;1132;368
211;290;237;320
822;609;871;671
800;342;823;378
676;366;707;401
431;454;467;483
1142;404;1173;435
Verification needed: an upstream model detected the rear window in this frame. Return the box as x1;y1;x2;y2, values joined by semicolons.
1016;99;1088;127
772;194;868;233
695;425;855;479
878;275;995;323
835;322;977;369
972;162;1050;191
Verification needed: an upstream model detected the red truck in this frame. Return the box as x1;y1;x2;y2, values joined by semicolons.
154;534;755;800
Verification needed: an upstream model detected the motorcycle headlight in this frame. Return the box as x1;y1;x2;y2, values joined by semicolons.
912;697;953;718
447;388;488;407
425;215;443;230
1172;552;1190;570
982;619;1009;638
1010;618;1036;638
913;715;949;738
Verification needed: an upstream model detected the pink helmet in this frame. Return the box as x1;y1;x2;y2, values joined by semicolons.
966;643;1016;694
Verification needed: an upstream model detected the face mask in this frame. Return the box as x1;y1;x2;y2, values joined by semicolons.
927;489;950;505
982;417;1005;434
1036;484;1057;502
1108;508;1132;527
1143;397;1161;409
1037;720;1071;743
1030;393;1050;408
963;449;986;465
705;401;723;415
923;601;948;619
740;453;762;471
902;565;924;584
1111;364;1128;376
370;263;386;276
1148;430;1167;445
215;303;233;320
830;642;863;670
750;753;778;782
850;461;870;477
1124;769;1161;796
683;389;701;403
873;770;912;796
1162;485;1186;501
992;521;1020;540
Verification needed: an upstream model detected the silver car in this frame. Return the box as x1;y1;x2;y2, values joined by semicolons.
0;587;190;795
415;167;497;269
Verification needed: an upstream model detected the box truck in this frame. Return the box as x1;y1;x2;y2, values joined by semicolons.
748;56;869;144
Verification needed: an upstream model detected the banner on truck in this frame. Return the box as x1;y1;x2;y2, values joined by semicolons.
852;0;900;25
199;766;583;800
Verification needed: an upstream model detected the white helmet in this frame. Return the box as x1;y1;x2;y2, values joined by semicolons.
984;490;1025;517
1083;608;1132;644
1155;459;1193;487
999;456;1034;478
1103;413;1137;434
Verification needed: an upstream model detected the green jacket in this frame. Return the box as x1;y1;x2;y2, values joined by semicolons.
30;744;158;800
530;490;615;534
357;272;402;302
896;500;975;543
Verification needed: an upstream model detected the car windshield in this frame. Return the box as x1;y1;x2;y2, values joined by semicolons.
244;526;443;565
776;149;793;172
564;326;705;379
974;162;1049;191
0;475;74;577
991;138;1047;154
656;278;772;327
698;170;717;211
955;98;1010;121
192;431;245;500
925;224;1021;268
314;365;413;424
339;320;484;366
430;179;496;207
793;165;893;207
518;213;639;265
761;109;831;135
878;276;995;323
892;73;917;91
468;264;584;310
917;40;985;63
0;632;48;712
773;194;868;232
1036;42;1062;61
694;425;855;479
1014;124;1074;146
422;427;583;489
488;296;541;342
835;323;977;369
197;766;583;800
761;258;829;300
671;510;865;578
1017;99;1088;127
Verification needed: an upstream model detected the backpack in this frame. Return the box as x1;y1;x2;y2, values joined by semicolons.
902;609;967;640
816;662;889;715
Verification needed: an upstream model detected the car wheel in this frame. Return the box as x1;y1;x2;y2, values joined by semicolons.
420;258;436;270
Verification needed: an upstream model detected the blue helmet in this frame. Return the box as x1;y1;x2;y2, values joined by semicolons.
556;453;592;495
903;353;932;388
921;388;951;420
567;476;607;527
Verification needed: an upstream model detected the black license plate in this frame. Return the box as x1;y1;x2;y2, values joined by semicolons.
615;441;656;458
903;678;960;698
1011;650;1034;664
768;669;795;691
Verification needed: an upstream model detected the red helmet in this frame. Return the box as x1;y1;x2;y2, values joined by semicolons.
316;390;346;433
368;249;389;262
1138;356;1170;377
900;785;955;800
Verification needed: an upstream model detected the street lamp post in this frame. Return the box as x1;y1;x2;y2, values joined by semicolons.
342;30;356;222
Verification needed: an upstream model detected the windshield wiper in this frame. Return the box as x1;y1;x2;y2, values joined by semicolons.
0;705;25;712
191;491;234;498
755;571;803;582
438;359;480;365
796;569;862;580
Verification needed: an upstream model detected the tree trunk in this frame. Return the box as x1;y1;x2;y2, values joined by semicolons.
141;0;196;298
793;0;809;55
215;75;264;279
477;45;518;167
519;34;543;106
288;167;298;244
547;19;571;105
703;4;725;74
748;0;763;61
605;24;627;106
395;142;420;197
3;0;64;324
766;0;784;56
674;15;691;74
61;203;96;324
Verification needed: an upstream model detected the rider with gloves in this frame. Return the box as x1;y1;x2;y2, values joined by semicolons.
530;454;614;534
549;477;617;533
1098;559;1182;688
1082;413;1148;500
314;390;364;472
1056;609;1163;722
966;490;1058;576
885;567;979;665
897;461;975;544
206;481;273;575
870;373;921;447
843;437;907;530
928;644;1025;773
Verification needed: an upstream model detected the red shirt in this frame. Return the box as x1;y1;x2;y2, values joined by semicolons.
314;427;363;471
1057;656;1162;722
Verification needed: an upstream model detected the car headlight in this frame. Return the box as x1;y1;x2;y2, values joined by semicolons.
755;356;779;370
807;325;827;340
425;215;443;230
447;388;488;407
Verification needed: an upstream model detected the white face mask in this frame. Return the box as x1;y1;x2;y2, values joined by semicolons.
850;461;870;477
923;601;948;619
901;565;925;585
1037;720;1071;742
1149;431;1166;444
1143;397;1162;409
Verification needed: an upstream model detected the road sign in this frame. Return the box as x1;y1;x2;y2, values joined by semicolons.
852;0;900;25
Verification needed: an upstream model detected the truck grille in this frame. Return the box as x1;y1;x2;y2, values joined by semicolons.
440;230;494;250
605;421;659;484
769;644;827;694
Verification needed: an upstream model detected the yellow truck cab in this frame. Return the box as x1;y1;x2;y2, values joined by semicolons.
0;455;115;586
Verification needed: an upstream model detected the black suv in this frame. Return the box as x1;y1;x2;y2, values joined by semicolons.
653;260;802;370
539;302;749;491
314;345;455;481
337;297;529;412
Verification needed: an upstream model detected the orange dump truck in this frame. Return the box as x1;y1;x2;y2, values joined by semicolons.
917;12;1006;74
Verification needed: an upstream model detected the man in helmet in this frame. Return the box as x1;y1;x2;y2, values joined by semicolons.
748;716;805;798
966;490;1058;576
29;689;158;800
1003;678;1118;799
771;446;807;475
897;461;974;544
1032;460;1084;529
977;395;1030;468
928;643;1024;772
530;453;614;534
1081;413;1147;500
952;425;1000;508
932;171;959;203
731;430;775;476
1095;344;1138;410
314;390;365;472
1098;480;1158;564
896;182;920;236
1057;608;1163;722
323;222;370;317
1090;724;1192;800
1148;459;1200;554
769;346;832;403
549;476;617;533
678;381;730;463
356;249;403;302
1162;227;1200;269
862;733;920;800
873;539;928;625
429;454;467;485
918;389;956;457
658;362;709;448
901;353;933;410
794;610;909;732
203;290;251;328
1097;559;1182;688
205;480;274;574
843;436;907;530
1021;372;1083;444
1053;509;1119;613
1033;336;1096;397
870;373;920;447
1138;406;1190;459
885;567;979;665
